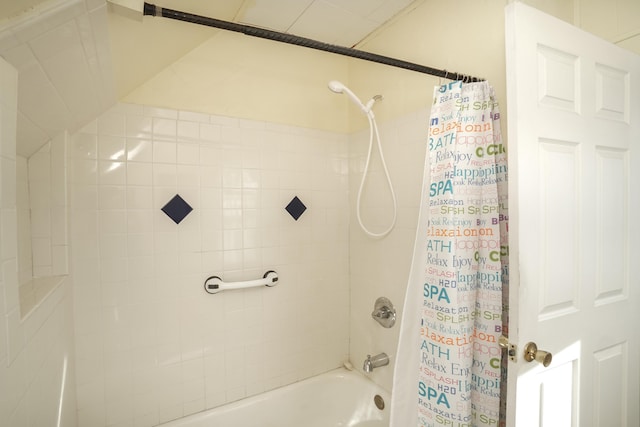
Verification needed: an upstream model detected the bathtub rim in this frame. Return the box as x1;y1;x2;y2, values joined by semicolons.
157;366;391;426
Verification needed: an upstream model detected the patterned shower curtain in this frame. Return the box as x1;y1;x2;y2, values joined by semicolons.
390;81;508;427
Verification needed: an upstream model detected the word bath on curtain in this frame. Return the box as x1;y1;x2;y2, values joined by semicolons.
405;80;508;427
422;81;507;426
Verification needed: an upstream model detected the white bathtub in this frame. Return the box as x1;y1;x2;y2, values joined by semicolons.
160;368;390;427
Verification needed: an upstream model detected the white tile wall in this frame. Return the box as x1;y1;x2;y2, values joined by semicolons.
2;277;78;426
348;108;429;391
1;56;77;427
1;51;20;368
27;134;69;279
0;0;115;158
16;156;32;285
71;103;351;426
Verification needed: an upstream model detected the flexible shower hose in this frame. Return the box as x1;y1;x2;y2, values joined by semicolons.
356;114;397;238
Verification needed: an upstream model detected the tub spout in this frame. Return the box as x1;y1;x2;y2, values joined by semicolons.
363;353;389;373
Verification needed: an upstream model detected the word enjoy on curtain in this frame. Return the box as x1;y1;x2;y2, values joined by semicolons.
418;80;508;427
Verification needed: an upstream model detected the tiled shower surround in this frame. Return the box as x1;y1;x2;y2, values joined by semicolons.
70;103;351;425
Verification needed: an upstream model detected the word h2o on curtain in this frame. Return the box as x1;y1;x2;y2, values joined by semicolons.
418;80;508;427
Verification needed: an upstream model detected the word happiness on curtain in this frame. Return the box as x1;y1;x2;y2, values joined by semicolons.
418;81;508;427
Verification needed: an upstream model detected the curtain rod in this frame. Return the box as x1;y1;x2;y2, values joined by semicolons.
142;3;482;83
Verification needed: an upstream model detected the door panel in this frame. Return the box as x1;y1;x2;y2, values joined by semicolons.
539;139;580;320
595;147;629;305
593;342;627;426
505;3;640;426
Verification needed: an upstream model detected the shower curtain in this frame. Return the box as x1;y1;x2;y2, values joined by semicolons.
390;80;508;427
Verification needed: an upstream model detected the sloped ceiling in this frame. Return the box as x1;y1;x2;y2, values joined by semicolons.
0;0;54;23
109;0;418;99
1;0;639;158
0;0;116;157
107;1;236;100
0;0;418;157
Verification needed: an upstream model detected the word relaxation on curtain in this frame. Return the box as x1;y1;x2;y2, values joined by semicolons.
391;80;508;427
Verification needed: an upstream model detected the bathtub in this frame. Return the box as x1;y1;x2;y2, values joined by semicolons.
160;368;390;427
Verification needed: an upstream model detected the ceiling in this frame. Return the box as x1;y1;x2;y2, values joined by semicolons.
0;0;417;157
110;0;419;99
2;0;638;158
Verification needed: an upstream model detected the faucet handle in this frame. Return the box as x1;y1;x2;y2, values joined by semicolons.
372;306;391;319
371;297;396;328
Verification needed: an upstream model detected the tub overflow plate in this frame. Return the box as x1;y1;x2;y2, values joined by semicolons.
374;394;385;410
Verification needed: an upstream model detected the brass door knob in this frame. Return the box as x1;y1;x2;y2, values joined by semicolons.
523;342;552;367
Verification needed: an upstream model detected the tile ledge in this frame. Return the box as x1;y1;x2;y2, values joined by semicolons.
19;275;67;321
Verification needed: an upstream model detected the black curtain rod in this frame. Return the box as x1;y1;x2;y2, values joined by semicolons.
143;3;482;83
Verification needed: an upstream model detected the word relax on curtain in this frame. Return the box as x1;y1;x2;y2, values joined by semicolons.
416;80;508;427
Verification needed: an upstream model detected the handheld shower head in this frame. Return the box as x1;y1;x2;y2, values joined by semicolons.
328;80;346;94
326;81;396;238
328;80;370;115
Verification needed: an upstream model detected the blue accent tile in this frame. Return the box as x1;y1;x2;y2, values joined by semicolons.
162;194;193;224
285;196;306;221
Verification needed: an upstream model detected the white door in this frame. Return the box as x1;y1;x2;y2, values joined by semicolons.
505;3;640;426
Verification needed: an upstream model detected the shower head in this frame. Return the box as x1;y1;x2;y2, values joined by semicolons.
328;80;347;94
328;80;378;116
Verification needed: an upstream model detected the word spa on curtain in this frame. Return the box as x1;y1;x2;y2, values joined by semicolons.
392;79;509;427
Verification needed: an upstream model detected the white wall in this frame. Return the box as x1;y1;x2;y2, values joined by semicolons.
0;56;77;427
113;0;513;400
118;1;512;395
4;0;636;425
70;103;350;425
0;0;115;158
347;108;430;389
345;0;510;391
345;0;640;394
22;136;70;280
122;30;351;135
16;156;32;286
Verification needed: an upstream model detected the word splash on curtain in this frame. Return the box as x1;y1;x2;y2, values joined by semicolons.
391;80;508;427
